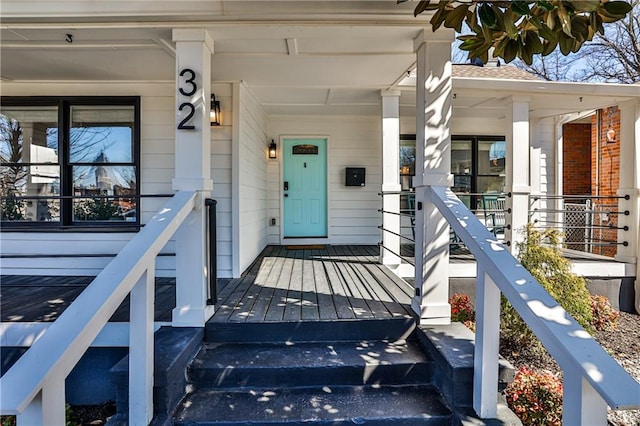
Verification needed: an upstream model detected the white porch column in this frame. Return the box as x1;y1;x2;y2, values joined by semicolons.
616;99;640;313
172;29;215;326
505;97;531;253
380;90;402;267
412;29;454;325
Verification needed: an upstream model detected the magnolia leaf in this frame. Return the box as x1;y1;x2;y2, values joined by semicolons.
537;22;556;41
525;30;543;54
590;11;605;34
558;32;574;55
602;1;634;16
571;15;590;42
541;39;558;56
503;9;519;39
444;4;470;33
430;2;448;31
571;0;601;13
413;0;434;17
503;39;519;63
537;1;555;12
557;3;573;38
479;3;498;28
511;1;531;16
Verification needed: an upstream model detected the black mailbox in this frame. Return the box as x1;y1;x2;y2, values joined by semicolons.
345;167;366;187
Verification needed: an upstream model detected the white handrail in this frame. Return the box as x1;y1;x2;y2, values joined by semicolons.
0;191;197;424
428;186;640;422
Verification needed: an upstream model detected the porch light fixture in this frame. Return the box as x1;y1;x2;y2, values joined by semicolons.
210;93;221;126
606;106;616;143
268;140;277;159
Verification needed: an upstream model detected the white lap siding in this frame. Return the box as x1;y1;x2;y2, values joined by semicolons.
0;82;234;278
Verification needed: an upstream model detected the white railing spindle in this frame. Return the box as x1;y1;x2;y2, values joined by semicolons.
1;191;197;424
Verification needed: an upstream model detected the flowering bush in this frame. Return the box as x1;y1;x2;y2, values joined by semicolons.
505;366;563;426
590;295;620;331
449;293;475;328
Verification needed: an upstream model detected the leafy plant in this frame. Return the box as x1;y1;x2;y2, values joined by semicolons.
0;404;77;426
505;366;563;426
501;224;594;350
450;293;475;320
0;189;25;221
590;294;620;331
73;198;119;221
400;0;633;64
450;293;476;331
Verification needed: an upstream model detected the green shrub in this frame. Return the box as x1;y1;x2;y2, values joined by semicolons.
505;366;563;426
501;225;594;350
590;294;620;331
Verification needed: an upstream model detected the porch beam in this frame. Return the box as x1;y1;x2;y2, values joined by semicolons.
616;99;640;313
380;89;402;267
505;96;531;253
172;29;215;326
412;29;454;325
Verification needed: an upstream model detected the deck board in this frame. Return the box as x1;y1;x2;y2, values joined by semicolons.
1;245;415;326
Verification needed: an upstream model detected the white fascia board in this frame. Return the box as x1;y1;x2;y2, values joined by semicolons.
453;77;640;99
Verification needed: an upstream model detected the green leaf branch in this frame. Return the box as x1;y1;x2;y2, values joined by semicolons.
400;0;633;64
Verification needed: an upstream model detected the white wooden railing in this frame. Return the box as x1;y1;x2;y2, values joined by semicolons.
0;191;197;425
429;185;640;424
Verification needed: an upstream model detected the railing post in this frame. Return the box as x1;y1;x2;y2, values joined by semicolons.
18;374;65;426
129;267;154;425
505;97;531;253
380;90;402;267
412;29;454;325
473;268;500;419
563;365;608;426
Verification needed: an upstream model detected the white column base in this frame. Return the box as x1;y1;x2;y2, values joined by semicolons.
171;305;215;328
411;300;451;325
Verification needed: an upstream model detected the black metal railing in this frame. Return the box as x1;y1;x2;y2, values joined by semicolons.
528;194;629;256
378;190;416;265
205;198;218;305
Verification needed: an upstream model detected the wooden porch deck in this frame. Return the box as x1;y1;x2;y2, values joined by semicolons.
0;245;415;325
210;245;415;323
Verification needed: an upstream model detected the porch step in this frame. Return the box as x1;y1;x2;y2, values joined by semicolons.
188;340;434;388
205;318;416;343
173;384;451;425
174;338;451;425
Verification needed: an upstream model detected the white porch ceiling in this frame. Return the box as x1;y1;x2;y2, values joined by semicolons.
1;1;638;119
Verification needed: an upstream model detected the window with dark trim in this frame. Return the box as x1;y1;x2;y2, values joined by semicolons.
0;97;140;230
400;134;506;207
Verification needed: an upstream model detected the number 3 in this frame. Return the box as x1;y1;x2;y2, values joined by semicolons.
179;68;197;96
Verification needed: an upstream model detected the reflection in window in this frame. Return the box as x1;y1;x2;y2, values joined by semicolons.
0;107;60;222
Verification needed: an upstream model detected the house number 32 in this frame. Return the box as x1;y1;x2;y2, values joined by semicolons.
177;68;197;130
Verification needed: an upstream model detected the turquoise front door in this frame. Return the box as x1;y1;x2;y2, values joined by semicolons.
283;138;327;238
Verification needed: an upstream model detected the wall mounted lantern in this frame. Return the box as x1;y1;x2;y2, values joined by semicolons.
268;140;277;159
606;128;616;143
210;94;221;126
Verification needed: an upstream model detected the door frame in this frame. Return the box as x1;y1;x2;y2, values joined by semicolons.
279;135;331;244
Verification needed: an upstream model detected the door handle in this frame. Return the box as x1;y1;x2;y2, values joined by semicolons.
284;181;289;191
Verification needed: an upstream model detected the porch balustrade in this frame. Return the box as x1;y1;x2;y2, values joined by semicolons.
428;185;639;422
0;191;198;425
529;193;630;257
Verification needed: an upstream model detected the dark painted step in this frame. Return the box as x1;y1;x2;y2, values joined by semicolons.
205;318;416;343
173;384;451;425
188;339;434;388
